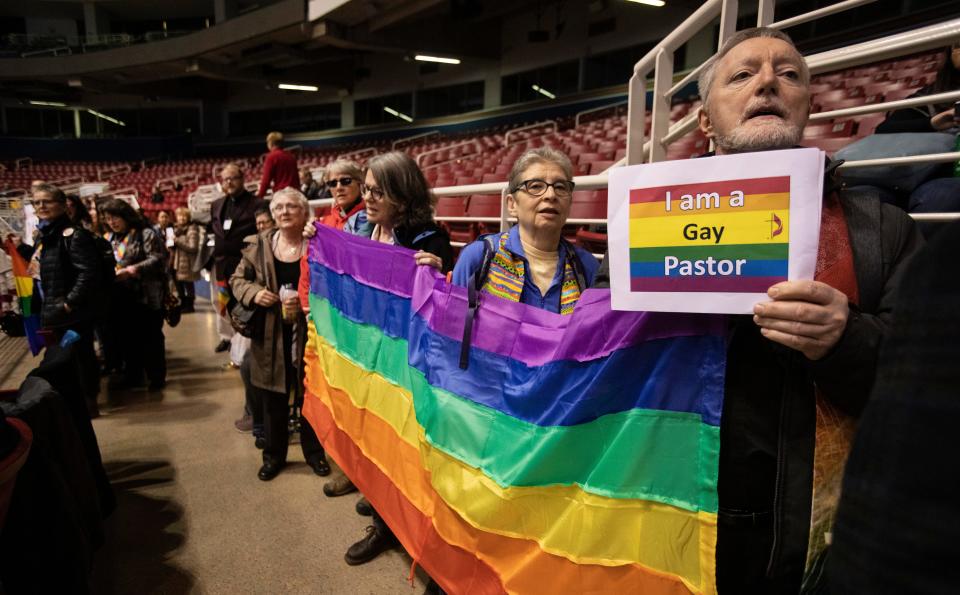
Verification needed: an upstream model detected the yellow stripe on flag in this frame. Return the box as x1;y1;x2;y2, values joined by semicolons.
14;276;33;298
630;210;789;248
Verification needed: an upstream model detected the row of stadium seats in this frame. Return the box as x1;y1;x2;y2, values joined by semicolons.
0;49;944;245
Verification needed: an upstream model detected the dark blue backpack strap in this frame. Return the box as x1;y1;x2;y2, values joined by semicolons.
460;233;501;370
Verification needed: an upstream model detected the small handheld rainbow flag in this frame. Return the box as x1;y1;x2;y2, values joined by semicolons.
3;241;43;355
302;225;727;594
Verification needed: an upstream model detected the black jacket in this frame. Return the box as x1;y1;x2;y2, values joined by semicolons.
593;175;923;588
301;180;323;201
109;226;167;311
395;221;454;274
828;220;960;595
36;215;101;330
209;189;260;281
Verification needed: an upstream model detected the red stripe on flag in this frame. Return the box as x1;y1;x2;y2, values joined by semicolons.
629;176;790;204
631;275;785;293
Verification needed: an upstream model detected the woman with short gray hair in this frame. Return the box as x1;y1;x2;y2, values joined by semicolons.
231;186;329;481
319;159;371;237
452;147;599;314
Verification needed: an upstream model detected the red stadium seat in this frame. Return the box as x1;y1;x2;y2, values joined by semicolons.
466;194;503;236
588;161;616;175
803;137;856;155
436;196;475;244
851;114;887;137
804;120;856;139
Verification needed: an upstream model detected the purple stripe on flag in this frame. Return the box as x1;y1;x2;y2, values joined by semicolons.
630;276;785;293
412;269;727;367
309;224;728;367
309;223;419;297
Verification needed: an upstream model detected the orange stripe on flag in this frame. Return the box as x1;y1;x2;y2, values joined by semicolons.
302;348;701;594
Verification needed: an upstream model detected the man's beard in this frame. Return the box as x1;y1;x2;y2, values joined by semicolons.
714;120;803;153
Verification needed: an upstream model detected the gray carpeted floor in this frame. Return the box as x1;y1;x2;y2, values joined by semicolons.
87;301;427;594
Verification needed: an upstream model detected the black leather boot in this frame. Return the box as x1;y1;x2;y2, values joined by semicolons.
344;524;399;565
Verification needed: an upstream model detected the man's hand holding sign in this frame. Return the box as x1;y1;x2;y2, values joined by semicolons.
609;30;848;364
754;280;850;360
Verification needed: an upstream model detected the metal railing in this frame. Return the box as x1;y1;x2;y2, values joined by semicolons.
415;140;483;168
574;102;628;128
97;164;132;181
504;120;558;146
421;3;960;233
338;147;379;162
6;30;194;57
393;130;440;151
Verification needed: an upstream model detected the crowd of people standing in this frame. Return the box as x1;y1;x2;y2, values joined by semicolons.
11;29;959;592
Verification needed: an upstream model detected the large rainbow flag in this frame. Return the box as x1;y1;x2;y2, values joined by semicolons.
3;241;42;355
302;225;728;594
629;176;790;293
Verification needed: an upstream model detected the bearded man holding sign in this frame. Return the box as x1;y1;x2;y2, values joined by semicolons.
596;28;922;593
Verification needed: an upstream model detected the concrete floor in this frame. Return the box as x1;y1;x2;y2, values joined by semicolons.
85;301;427;595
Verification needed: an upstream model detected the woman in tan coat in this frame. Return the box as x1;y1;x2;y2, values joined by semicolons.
171;207;201;313
229;188;329;481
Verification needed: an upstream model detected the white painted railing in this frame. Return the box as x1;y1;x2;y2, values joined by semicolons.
420;4;960;232
415;140;483;168
338;147;379;162
97;164;131;181
574;103;628;128
393;130;440;151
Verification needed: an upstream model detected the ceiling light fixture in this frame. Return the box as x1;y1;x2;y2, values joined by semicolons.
531;84;556;99
86;109;126;126
626;0;666;7
414;54;461;65
29;100;67;107
383;106;413;123
278;83;319;92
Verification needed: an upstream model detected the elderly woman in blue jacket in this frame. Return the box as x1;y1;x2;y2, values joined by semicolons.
452;147;599;314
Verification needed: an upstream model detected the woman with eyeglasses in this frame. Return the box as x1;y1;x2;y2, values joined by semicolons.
319;159;372;237
362;151;453;273
100;198;169;389
230;187;330;481
451;147;599;314
323;151;452;568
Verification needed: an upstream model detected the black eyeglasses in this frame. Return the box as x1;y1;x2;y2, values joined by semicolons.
512;179;575;198
326;177;355;189
361;184;385;201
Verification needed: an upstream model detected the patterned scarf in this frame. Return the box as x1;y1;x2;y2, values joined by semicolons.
110;230;134;268
482;231;583;315
805;190;859;574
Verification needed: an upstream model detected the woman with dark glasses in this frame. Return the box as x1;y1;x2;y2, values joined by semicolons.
319;159;372;237
452;147;599;314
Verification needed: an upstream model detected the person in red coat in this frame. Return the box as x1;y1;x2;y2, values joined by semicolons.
257;131;298;198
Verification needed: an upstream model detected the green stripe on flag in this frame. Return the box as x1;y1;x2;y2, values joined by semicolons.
631;243;789;262
310;294;720;513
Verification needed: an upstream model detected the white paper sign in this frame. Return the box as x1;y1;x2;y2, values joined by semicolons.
607;148;824;314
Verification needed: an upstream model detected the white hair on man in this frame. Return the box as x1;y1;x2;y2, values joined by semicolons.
697;27;812;154
698;27;810;109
